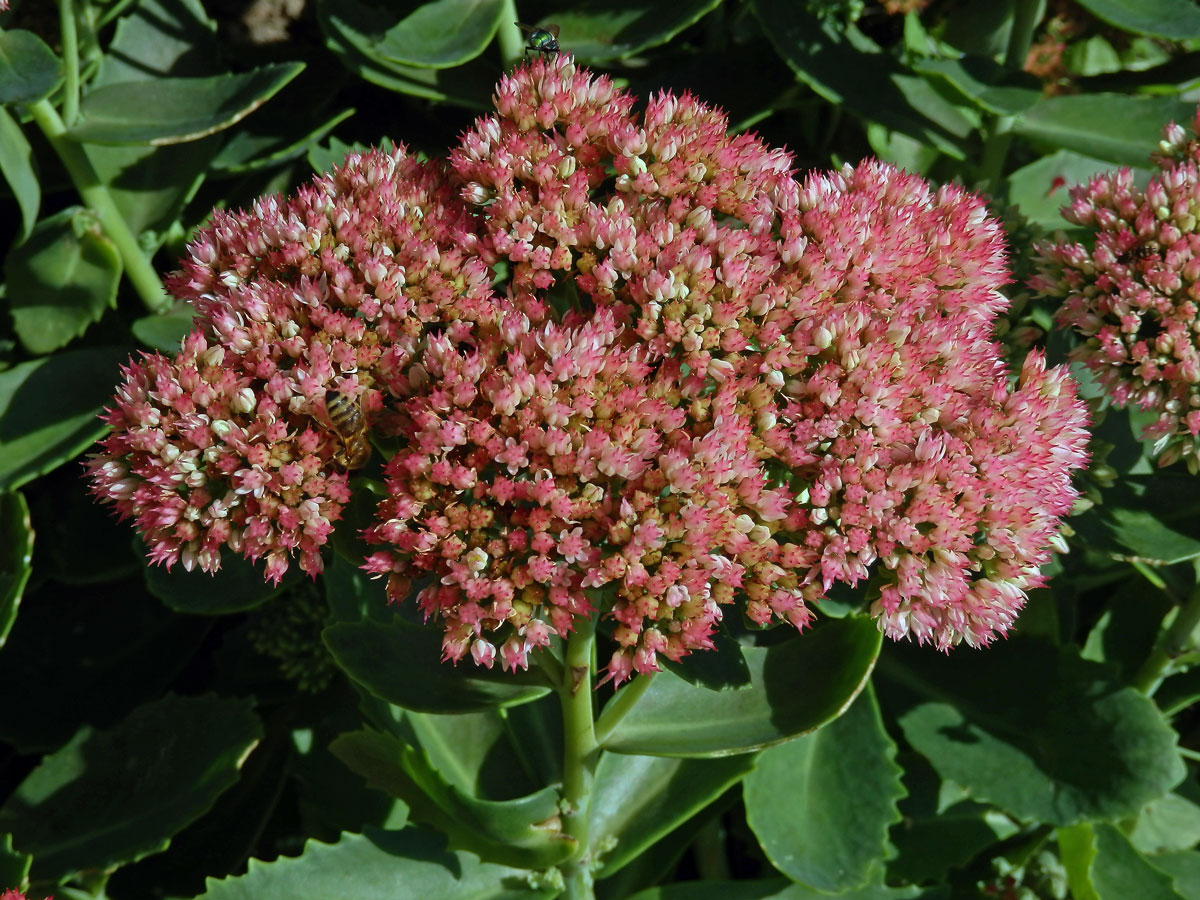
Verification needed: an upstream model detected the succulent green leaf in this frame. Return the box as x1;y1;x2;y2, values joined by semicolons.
94;0;218;85
142;543;297;614
591;752;756;877
752;1;968;158
69;64;304;145
1061;822;1187;900
628;879;938;899
5;207;122;355
1059;822;1103;900
0;29;61;105
0;578;212;752
319;2;494;106
0;107;37;240
85;0;224;247
1013;94;1196;166
1074;0;1200;39
199;828;559;899
662;629;751;689
887;754;1018;885
601;616;882;757
401;704;557;799
0;345;128;492
0;833;31;895
324;617;551;712
1129;793;1200;856
883;637;1186;825
1152;851;1200;899
1005;150;1132;232
212;107;355;173
910;56;1041;116
0;491;32;648
330;729;575;869
1072;475;1200;566
323;0;504;69
548;0;725;62
0;694;261;880
131;308;199;352
745;685;904;892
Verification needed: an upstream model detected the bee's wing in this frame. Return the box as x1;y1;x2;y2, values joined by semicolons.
545;23;560;37
515;21;537;34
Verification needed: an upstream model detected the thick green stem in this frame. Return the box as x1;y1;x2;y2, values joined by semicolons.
593;672;654;745
978;0;1045;193
29;99;169;313
497;0;525;69
559;616;599;900
1132;580;1200;695
59;0;80;126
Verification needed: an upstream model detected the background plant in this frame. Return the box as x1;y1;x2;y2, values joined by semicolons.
2;2;1200;900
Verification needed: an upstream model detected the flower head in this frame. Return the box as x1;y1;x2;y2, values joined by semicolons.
1033;107;1200;465
93;57;1089;678
90;147;499;582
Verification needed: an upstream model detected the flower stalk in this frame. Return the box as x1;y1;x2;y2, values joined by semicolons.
496;0;525;69
558;615;600;900
59;0;80;126
1132;575;1200;695
28;99;169;312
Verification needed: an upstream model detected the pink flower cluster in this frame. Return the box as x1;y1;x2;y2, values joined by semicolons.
1032;105;1200;466
92;55;1089;680
88;151;497;584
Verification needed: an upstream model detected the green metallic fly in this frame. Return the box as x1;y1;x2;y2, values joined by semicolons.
516;22;560;57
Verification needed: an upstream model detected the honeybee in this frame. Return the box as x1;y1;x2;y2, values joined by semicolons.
325;389;372;470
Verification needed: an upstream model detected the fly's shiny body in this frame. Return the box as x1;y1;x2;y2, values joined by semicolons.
517;22;560;57
325;389;371;470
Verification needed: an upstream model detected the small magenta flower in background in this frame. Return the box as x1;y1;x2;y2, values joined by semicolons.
1032;107;1200;469
90;55;1089;681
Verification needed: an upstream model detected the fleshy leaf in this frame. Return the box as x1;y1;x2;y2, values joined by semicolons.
627;879;938;899
330;729;575;869
1074;0;1200;39
0;491;32;648
0;107;37;240
131;308;200;352
5;207;122;355
883;637;1185;825
211;107;355;173
549;0;725;62
591;752;756;877
1129;793;1200;856
1013;94;1196;166
323;0;504;69
0;577;212;752
70;64;305;145
911;56;1041;116
1005;150;1131;231
0;345;129;492
142;542;296;614
85;0;224;246
601;616;881;757
0;29;61;105
1060;822;1187;900
323;617;551;712
887;754;1018;885
0;833;31;895
0;694;261;880
752;1;969;157
199;828;558;899
745;685;904;892
319;2;494;106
